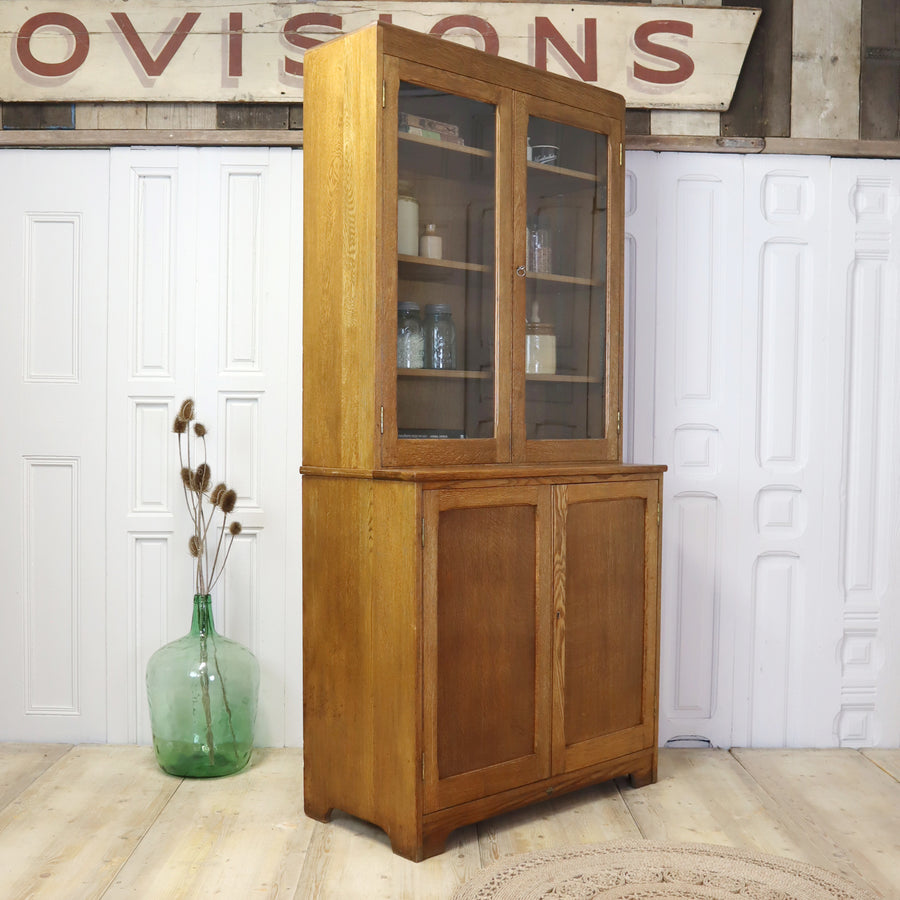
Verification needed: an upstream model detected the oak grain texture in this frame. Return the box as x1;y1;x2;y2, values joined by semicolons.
301;22;661;863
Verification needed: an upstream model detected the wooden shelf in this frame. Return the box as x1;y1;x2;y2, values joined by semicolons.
527;160;598;182
398;255;490;276
526;373;601;383
399;368;492;380
399;131;493;158
526;271;598;287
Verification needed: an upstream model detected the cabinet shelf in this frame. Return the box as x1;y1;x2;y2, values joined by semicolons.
399;255;491;280
525;373;601;383
526;271;598;287
399;131;493;158
527;160;598;182
399;368;491;380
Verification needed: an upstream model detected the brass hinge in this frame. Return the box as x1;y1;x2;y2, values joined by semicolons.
657;502;661;526
380;406;384;435
382;81;386;108
617;410;622;436
422;753;426;781
619;143;623;166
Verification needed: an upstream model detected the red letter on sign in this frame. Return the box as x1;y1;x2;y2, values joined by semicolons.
534;17;597;82
17;13;90;77
633;20;695;85
228;12;243;78
429;16;499;55
111;12;200;77
283;13;342;77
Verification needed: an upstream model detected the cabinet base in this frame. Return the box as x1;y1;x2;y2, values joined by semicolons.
304;747;658;862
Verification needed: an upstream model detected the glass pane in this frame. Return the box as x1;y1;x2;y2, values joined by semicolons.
396;81;496;440
525;117;607;441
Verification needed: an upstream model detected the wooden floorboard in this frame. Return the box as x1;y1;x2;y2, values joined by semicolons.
733;748;900;898
0;745;893;899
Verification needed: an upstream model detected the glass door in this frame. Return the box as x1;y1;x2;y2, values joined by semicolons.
382;60;510;466
513;98;622;462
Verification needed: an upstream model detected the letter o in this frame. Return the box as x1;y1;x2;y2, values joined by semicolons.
17;13;90;77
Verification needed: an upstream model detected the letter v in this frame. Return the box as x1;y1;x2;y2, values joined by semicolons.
111;12;200;77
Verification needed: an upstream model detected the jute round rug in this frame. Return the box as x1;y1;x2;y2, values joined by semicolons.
451;840;876;900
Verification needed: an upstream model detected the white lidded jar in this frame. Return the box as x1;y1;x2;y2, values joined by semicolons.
419;223;442;259
398;189;419;256
525;302;556;374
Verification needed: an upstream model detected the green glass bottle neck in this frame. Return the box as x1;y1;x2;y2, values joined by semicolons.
190;594;216;636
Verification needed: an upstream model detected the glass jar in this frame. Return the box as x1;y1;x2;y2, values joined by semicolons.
397;301;425;369
527;219;552;273
398;193;419;256
526;321;557;374
424;303;457;369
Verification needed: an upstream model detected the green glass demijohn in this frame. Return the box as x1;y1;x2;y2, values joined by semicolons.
147;398;260;778
146;594;260;777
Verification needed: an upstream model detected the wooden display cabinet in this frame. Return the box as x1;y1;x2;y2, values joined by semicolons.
301;22;665;861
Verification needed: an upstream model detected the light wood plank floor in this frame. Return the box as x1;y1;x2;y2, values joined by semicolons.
1;745;897;899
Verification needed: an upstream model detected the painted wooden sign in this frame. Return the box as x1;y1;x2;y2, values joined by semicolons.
0;2;760;108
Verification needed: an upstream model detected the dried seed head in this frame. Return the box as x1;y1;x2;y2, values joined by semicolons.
188;535;203;557
210;483;226;506
229;521;242;536
179;398;195;421
180;467;193;488
195;463;212;492
173;416;187;434
193;422;207;438
220;489;238;514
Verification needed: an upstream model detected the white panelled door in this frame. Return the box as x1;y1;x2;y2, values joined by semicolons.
1;147;302;746
0;150;111;741
627;152;900;749
2;146;896;749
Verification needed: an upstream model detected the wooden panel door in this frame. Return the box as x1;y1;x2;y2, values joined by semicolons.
423;485;552;812
552;479;660;774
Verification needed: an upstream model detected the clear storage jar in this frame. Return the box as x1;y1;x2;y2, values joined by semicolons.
424;303;457;369
397;301;425;369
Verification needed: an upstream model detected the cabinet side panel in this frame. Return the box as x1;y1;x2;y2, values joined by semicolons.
565;496;646;741
371;479;422;853
303;32;380;469
302;477;379;820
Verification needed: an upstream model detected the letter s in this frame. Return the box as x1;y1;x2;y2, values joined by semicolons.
283;13;342;77
633;20;695;86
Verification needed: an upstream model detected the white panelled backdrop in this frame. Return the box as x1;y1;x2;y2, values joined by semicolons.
0;148;897;749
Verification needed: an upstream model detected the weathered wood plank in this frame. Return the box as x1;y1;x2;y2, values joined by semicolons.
722;0;792;137
0;745;180;899
0;744;71;811
620;750;850;867
296;812;481;899
791;0;861;138
859;0;900;139
1;103;74;129
475;781;641;864
75;102;148;129
733;748;900;898
102;749;312;898
217;104;290;130
862;748;900;782
146;103;217;129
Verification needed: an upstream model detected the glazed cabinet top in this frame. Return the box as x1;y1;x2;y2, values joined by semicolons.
302;23;626;471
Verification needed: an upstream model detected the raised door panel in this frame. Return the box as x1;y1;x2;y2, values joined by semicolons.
552;479;660;774
423;485;552;812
